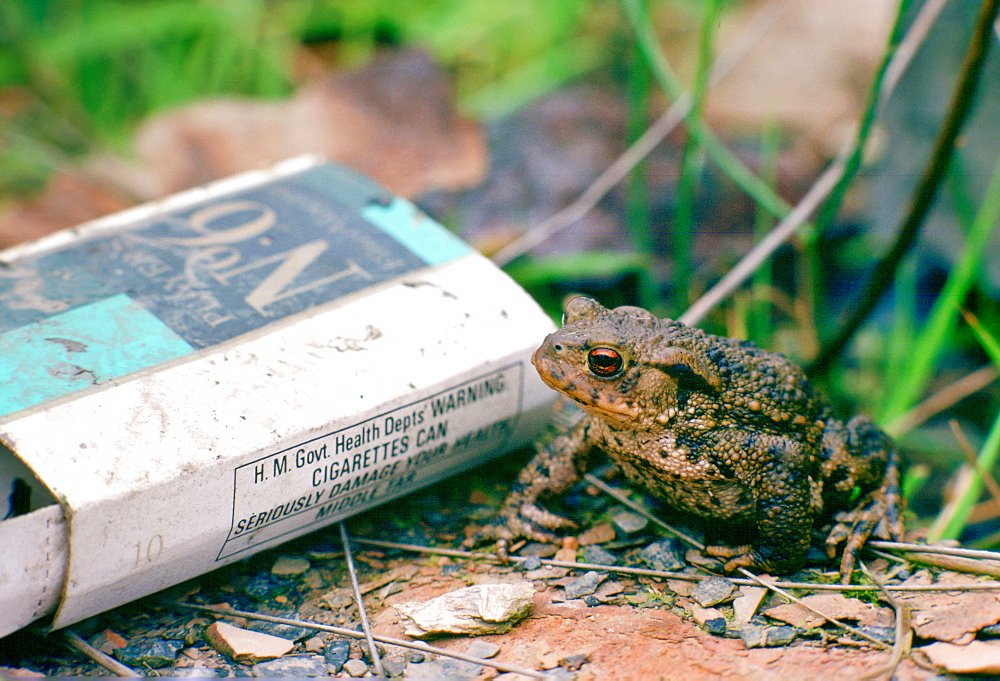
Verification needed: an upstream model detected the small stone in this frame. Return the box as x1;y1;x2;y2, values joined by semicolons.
578;523;616;546
741;624;799;648
611;510;649;535
765;626;800;646
704;617;728;636
437;658;482;678
466;640;500;659
740;625;767;648
582;545;618;566
245;618;313;642
89;629;127;655
560;652;588;670
405;661;447;678
303;636;324;653
561;536;580;550
406;651;425;664
378;582;404;599
114;638;185;668
323;640;351;671
691;606;724;625
519;542;559;558
691;577;736;607
322;588;354;610
0;668;44;679
520;555;543;571
242;574;290;602
732;586;768;627
343;658;369;677
638;539;686;572
396;582;535;638
563;571;606;600
538;652;563;670
271;555;311;577
204;622;295;663
554;547;578;563
382;654;408;677
854;626;895;645
252;654;326;677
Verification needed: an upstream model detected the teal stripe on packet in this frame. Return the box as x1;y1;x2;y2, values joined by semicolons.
361;198;471;266
0;294;193;418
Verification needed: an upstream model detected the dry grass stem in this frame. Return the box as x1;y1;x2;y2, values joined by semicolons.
339;521;384;677
887;365;997;436
60;630;139;677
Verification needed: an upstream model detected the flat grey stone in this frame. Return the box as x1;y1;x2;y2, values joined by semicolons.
252;654;327;677
343;658;369;677
692;577;736;607
638;538;686;572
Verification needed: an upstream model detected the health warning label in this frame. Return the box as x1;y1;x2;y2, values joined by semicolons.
218;363;523;559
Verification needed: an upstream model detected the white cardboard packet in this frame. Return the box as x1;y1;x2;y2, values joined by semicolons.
0;157;555;638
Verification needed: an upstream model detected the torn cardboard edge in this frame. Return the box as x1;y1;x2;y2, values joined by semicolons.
0;157;555;637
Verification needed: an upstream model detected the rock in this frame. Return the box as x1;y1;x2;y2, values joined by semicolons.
343;658;369;677
561;652;589;670
88;629;127;655
740;624;800;648
519;542;559;558
638;539;686;572
466;640;500;659
553;547;578;562
204;621;295;663
242;574;290;602
395;582;536;638
303;636;324;653
271;555;311;577
245;618;313;642
563;571;606;600
704;618;728;636
691;577;736;607
322;588;354;610
382;654;408;677
611;510;648;535
520;555;543;571
323;639;351;671
114;638;185;668
581;545;618;566
732;586;768;627
578;523;616;546
252;654;326;677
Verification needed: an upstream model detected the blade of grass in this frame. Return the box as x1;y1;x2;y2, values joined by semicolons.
926;311;1000;541
881;153;1000;428
810;0;1000;376
671;0;722;312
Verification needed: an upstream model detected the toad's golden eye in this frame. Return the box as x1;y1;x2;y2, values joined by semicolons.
587;347;624;377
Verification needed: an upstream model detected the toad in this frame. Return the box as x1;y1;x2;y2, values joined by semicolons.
480;297;903;579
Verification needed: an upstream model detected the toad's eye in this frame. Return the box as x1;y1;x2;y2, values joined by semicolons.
587;347;624;377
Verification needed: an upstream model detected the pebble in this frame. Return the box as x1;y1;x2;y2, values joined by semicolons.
577;523;616;546
581;545;618;566
204;622;294;663
703;617;728;636
561;652;589;670
741;624;800;648
519;542;559;558
271;555;311;577
173;665;217;677
245;618;313;642
553;547;578;562
611;510;649;535
520;555;543;571
343;658;369;677
114;638;185;668
242;574;290;602
466;640;500;659
638;538;686;572
691;577;736;607
303;636;324;653
252;654;327;677
323;640;351;671
563;571;606;599
381;655;408;677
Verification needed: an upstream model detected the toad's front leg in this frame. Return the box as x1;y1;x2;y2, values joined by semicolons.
705;434;815;575
467;403;602;554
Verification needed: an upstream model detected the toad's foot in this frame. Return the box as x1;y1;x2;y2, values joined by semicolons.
705;544;797;575
825;454;905;583
463;503;577;560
